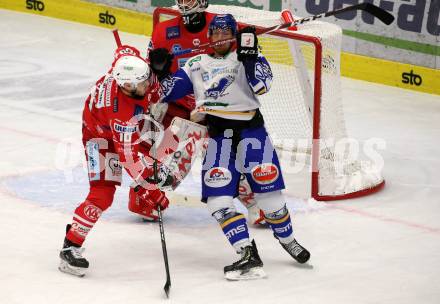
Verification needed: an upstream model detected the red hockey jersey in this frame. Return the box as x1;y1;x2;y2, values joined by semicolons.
82;73;161;182
150;12;216;71
149;12;216;112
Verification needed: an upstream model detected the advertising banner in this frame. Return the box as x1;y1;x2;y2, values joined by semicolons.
1;0;438;94
287;0;439;69
0;0;153;35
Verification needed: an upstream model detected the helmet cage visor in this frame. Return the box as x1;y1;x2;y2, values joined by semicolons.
176;0;204;15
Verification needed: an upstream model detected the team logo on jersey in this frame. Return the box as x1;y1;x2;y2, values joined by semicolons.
193;38;200;47
204;167;232;188
251;163;279;185
205;75;234;99
202;72;210;82
166;26;180;39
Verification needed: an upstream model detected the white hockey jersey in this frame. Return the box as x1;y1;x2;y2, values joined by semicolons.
161;51;273;120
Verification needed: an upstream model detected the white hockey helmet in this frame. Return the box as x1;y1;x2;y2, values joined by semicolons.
175;0;208;16
112;55;150;87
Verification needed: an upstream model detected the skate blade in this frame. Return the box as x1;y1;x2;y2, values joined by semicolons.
59;260;87;277
225;267;266;281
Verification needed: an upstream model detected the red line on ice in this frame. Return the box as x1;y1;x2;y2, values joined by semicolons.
331;205;440;235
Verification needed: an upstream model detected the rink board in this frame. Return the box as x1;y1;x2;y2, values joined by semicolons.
342;53;440;96
0;0;153;36
0;0;439;96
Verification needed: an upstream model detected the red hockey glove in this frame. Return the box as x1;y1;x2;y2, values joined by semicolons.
128;186;169;221
134;186;170;210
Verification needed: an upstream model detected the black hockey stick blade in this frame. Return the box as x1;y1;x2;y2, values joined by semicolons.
293;3;394;29
253;3;395;35
164;276;171;298
356;3;395;25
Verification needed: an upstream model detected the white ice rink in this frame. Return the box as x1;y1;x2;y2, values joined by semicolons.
1;9;439;304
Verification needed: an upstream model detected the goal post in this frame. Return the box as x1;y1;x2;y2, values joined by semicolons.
152;5;385;201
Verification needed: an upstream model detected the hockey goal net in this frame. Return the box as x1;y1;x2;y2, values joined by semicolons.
152;5;385;201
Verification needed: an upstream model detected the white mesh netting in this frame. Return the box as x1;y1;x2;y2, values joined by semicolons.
155;5;384;199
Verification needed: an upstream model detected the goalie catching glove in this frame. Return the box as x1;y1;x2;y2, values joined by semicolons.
236;26;259;62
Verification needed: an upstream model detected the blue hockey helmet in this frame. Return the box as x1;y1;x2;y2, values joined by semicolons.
208;14;237;37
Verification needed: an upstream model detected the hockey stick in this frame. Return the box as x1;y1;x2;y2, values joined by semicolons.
173;3;394;56
112;29;122;47
150;114;172;298
114;28;172;297
157;204;171;297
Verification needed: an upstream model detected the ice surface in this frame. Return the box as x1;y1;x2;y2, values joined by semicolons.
1;9;439;304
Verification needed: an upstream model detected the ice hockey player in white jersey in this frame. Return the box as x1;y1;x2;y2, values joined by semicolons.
150;14;310;280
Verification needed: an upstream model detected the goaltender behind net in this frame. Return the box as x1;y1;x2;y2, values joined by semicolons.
150;14;311;280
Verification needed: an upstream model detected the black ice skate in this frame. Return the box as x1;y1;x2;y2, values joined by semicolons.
59;226;89;277
59;240;89;277
280;238;310;264
224;240;266;281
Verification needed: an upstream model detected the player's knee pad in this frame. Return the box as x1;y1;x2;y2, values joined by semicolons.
85;184;116;211
254;191;286;217
255;191;294;243
207;196;237;224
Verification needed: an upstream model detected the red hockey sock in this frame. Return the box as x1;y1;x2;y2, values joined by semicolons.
66;185;115;246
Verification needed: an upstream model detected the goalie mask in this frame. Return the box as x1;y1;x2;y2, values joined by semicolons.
175;0;208;16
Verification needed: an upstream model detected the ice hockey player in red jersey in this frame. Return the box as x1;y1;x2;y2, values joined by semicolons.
145;0;266;225
58;46;173;277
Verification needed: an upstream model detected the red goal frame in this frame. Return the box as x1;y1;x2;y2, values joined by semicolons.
152;7;385;201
